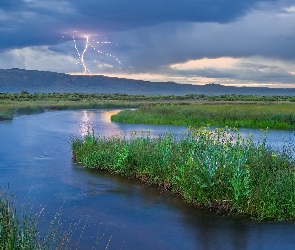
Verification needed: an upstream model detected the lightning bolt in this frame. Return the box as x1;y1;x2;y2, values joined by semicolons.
81;36;90;74
72;32;121;74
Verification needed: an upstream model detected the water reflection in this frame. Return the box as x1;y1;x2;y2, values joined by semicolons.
78;110;295;151
78;110;92;136
76;109;122;137
100;109;121;124
75;109;187;139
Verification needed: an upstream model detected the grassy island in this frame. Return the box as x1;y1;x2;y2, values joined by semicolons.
72;127;295;221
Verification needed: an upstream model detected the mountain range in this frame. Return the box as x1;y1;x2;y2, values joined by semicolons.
0;68;295;96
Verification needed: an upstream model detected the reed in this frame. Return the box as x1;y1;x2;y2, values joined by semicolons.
71;127;295;221
0;190;73;249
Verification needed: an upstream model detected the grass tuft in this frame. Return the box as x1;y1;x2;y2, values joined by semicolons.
0;189;74;249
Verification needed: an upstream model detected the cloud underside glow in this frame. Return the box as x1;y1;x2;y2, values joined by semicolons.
1;46;294;88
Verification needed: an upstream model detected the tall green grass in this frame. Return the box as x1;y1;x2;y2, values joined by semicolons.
0;107;14;120
0;193;37;249
0;190;73;249
72;127;295;221
111;103;295;129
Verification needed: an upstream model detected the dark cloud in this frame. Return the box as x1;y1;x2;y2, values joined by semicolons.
69;0;280;29
0;0;283;51
109;7;295;73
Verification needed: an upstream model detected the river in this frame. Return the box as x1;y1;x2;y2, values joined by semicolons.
0;109;295;249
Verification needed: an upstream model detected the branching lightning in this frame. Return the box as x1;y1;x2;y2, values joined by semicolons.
72;32;121;74
81;36;90;74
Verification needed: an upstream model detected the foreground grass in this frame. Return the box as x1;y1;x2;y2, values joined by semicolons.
111;103;295;129
0;194;37;249
0;190;72;249
72;127;295;221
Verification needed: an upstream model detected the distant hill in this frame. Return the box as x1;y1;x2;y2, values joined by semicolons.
0;68;295;96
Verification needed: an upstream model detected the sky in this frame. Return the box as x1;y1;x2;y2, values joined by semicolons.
0;0;295;87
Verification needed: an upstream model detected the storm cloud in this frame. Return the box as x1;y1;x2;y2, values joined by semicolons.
0;0;295;86
0;0;289;50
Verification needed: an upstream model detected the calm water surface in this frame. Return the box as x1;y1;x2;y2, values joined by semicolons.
0;109;295;249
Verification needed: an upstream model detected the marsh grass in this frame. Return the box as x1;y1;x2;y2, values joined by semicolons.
2;93;295;125
0;100;142;121
111;103;295;129
72;127;295;221
0;106;14;120
0;190;76;249
0;192;38;249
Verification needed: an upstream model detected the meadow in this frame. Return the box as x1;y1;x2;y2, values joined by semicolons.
0;91;197;120
0;100;139;120
1;92;295;129
111;102;295;129
72;127;295;221
0;92;146;120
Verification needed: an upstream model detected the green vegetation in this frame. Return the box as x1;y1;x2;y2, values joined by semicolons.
1;92;295;124
0;92;150;120
0;194;37;249
1;92;295;102
111;103;295;129
72;127;295;221
0;91;204;120
0;100;141;121
0;190;71;249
